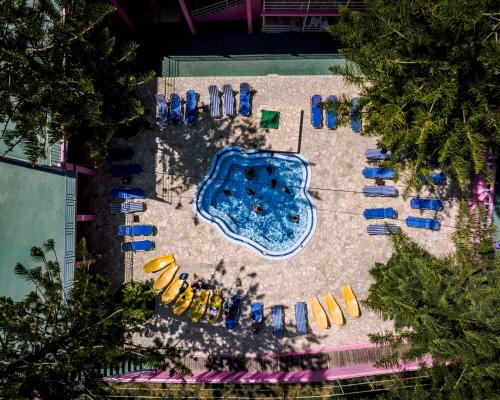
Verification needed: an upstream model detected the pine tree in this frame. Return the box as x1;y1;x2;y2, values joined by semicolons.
328;1;500;190
0;0;152;166
0;240;188;399
365;203;499;399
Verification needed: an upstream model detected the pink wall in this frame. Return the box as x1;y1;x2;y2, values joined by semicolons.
194;0;261;22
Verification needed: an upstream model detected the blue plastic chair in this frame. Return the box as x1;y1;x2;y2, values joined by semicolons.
117;225;154;236
223;84;235;117
110;202;144;214
209;85;221;118
363;208;396;219
111;188;144;199
120;240;155;252
363;167;396;179
362;186;398;197
272;305;284;338
365;149;391;160
239;83;251;116
251;302;263;334
367;224;401;235
295;302;308;335
311;95;322;128
185;90;197;124
420;172;447;185
410;198;443;211
326;95;336;129
109;164;142;177
156;94;168;128
170;93;181;125
406;217;440;230
225;295;241;330
351;97;362;132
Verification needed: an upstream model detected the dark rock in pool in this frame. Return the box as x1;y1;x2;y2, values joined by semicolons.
271;179;278;188
223;189;231;196
246;188;255;196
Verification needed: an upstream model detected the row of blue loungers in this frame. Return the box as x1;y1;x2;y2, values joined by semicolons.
311;95;361;132
156;91;197;128
110;188;156;251
250;303;307;337
209;83;251;118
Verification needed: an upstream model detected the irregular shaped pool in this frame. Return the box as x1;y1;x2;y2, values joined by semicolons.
194;146;317;260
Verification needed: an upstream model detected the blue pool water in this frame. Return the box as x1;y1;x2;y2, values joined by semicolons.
194;147;317;259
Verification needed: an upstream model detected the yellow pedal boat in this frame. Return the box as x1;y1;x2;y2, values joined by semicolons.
324;293;345;326
161;273;189;305
190;289;210;323
152;262;179;291
207;289;222;323
343;285;360;317
308;297;329;330
172;285;195;316
143;253;175;273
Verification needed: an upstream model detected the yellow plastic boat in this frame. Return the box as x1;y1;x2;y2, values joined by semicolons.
152;262;179;291
190;289;210;323
161;273;189;305
324;293;345;326
143;253;175;273
308;297;329;330
207;289;222;323
343;285;360;317
172;286;195;316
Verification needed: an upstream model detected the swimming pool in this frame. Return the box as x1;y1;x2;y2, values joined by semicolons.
194;147;317;260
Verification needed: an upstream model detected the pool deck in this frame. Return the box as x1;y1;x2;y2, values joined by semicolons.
91;75;457;358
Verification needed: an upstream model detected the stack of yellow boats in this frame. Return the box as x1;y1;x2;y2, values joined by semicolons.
308;285;360;330
143;254;223;324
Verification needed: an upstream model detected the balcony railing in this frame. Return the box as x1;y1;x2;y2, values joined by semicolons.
191;0;246;17
263;0;365;12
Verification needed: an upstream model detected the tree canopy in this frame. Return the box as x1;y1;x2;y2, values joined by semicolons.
0;240;187;399
365;203;499;399
328;1;500;190
0;0;151;166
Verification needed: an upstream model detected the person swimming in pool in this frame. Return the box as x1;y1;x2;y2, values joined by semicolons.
223;189;231;196
271;179;277;188
252;203;263;214
246;187;255;196
290;213;299;222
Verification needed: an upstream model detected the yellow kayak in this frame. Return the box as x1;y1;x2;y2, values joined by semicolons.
324;293;345;326
172;286;195;315
143;253;175;273
161;273;189;305
343;285;360;317
152;262;179;291
190;289;210;323
308;297;329;330
207;289;222;323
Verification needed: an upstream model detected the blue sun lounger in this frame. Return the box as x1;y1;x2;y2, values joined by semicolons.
363;167;396;179
110;164;142;177
223;84;235;117
272;305;284;338
110;202;144;214
406;216;440;230
120;240;155;252
239;83;251;116
184;90;197;124
169;93;181;125
420;172;447;185
156;94;168;128
362;186;398;197
365;149;391;160
351;97;362;132
367;224;401;235
410;198;443;211
225;295;241;330
295;302;308;335
326;95;336;129
117;225;154;236
111;188;144;199
311;95;322;128
363;208;396;219
209;85;221;118
251;302;263;334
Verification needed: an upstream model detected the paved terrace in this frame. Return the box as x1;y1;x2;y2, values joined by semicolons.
91;75;457;357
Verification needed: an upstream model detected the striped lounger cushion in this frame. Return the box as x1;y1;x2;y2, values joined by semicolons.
110;202;144;214
362;186;398;197
367;224;401;235
222;84;235;117
209;85;221;118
